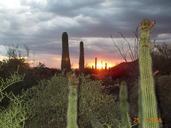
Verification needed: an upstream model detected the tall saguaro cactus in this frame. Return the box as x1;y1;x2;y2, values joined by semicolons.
79;41;84;72
138;19;159;128
61;32;71;73
67;73;79;128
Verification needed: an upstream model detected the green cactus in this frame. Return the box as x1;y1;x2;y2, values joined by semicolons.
138;19;160;128
119;81;131;128
67;73;79;128
79;41;84;72
61;32;71;73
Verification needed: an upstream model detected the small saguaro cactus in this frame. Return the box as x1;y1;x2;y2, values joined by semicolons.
119;81;131;128
61;32;71;73
67;73;79;128
138;19;160;128
79;41;84;72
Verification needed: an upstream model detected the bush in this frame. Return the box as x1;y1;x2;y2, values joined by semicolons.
156;75;171;128
0;58;29;78
0;73;28;128
79;75;120;128
24;75;68;128
24;75;120;128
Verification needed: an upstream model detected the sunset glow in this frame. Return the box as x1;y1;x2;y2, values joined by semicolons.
0;55;8;61
88;61;116;69
0;54;120;69
67;60;117;69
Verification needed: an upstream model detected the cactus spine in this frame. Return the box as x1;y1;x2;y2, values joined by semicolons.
79;41;84;72
138;19;159;128
119;81;131;128
67;73;79;128
61;32;71;73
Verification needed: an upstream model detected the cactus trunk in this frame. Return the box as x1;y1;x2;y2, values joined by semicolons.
119;81;131;128
79;41;84;72
61;32;71;73
138;19;159;128
67;73;78;128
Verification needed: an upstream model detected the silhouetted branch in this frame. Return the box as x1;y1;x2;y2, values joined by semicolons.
110;35;128;62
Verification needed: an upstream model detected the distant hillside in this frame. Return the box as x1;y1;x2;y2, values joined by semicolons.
92;60;139;80
109;60;139;79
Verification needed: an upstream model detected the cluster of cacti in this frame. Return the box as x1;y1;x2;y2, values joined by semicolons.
138;19;160;128
63;18;161;128
61;33;85;128
119;81;132;128
67;73;79;128
61;32;71;73
79;41;84;72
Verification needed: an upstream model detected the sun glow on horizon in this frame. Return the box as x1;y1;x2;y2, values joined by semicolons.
87;61;116;69
0;55;8;61
0;54;120;69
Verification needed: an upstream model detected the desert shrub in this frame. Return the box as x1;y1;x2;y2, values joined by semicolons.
0;97;28;128
24;75;68;128
0;73;28;128
129;80;139;119
156;75;171;128
0;58;30;78
79;75;120;128
24;74;120;128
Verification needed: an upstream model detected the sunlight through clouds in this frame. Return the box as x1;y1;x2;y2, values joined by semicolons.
0;0;21;9
23;0;47;6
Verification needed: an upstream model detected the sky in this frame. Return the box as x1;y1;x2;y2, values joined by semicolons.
0;0;171;68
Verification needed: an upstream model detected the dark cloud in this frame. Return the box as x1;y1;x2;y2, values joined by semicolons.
0;0;171;67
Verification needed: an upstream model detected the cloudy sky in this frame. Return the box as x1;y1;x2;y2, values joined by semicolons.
0;0;171;68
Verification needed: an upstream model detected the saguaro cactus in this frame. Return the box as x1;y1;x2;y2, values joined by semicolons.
138;19;159;128
95;57;97;70
61;32;71;73
119;81;131;128
79;41;84;72
67;73;79;128
105;63;107;70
